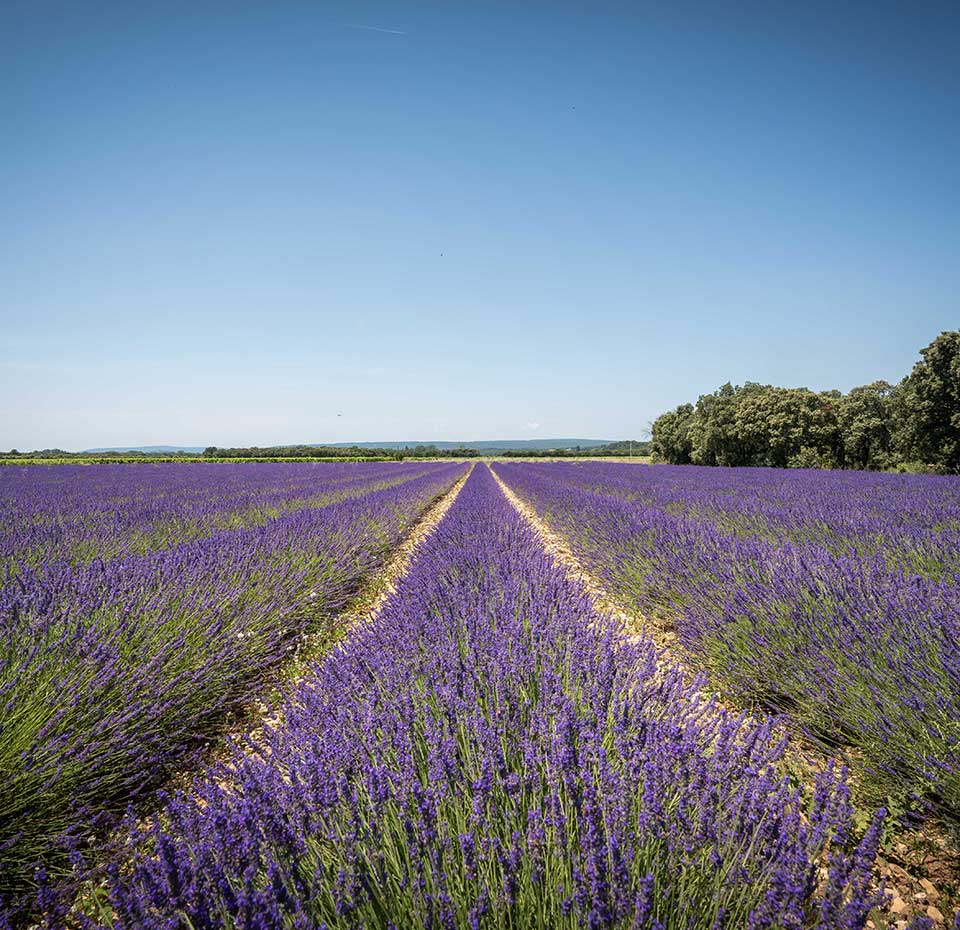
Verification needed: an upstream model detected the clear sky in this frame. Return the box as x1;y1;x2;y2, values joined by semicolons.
2;1;958;449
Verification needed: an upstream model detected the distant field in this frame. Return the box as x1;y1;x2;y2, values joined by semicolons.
0;453;653;466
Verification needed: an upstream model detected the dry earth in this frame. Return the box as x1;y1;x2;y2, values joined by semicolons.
230;463;474;743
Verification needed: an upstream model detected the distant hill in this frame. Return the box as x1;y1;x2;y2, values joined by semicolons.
84;439;611;454
83;445;206;453
310;439;612;452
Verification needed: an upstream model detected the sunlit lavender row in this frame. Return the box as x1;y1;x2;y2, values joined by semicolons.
0;462;467;919
499;462;960;577
493;461;960;819
88;465;885;930
0;461;441;573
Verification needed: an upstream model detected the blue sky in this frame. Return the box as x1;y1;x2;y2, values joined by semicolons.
2;1;957;449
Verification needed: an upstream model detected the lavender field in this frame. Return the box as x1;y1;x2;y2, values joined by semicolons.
0;462;467;920
493;462;960;820
1;461;957;927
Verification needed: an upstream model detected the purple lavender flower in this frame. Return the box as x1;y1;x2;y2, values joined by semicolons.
92;465;882;929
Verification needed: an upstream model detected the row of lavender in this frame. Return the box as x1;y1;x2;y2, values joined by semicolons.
493;462;960;820
513;463;960;577
0;462;467;919
0;461;437;573
84;465;887;930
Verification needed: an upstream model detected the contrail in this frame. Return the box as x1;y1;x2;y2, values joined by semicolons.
346;23;406;35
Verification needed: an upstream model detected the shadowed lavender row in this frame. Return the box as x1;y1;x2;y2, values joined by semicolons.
0;462;467;920
90;465;885;930
493;462;960;820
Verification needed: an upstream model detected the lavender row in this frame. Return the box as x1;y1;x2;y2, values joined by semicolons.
89;465;886;930
493;462;960;820
0;462;467;919
524;462;960;579
0;461;437;574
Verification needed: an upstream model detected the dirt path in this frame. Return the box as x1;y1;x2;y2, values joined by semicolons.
246;463;474;737
332;464;473;633
489;464;679;654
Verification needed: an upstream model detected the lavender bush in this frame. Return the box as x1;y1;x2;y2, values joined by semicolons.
493;462;960;820
501;462;960;578
0;461;439;573
0;462;466;919
92;465;884;930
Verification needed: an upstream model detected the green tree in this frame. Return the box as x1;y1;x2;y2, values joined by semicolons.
897;331;960;473
687;383;739;466
647;331;958;472
733;387;841;469
689;383;772;466
651;403;695;464
838;381;895;470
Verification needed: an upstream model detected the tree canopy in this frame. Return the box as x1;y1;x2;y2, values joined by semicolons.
651;332;960;474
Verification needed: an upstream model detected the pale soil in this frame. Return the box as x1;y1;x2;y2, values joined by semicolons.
328;465;474;631
489;465;677;652
157;465;474;759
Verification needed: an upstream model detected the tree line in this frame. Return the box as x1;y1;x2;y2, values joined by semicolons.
204;445;416;460
201;442;653;460
498;440;651;458
3;442;654;463
651;331;960;474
